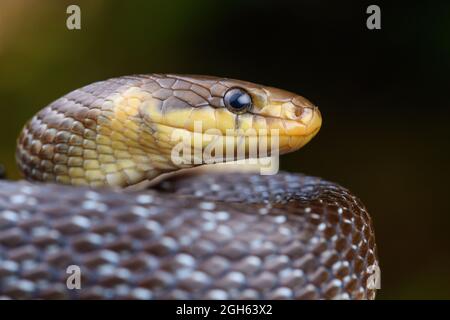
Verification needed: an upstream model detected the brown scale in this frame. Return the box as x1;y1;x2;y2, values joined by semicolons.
0;172;377;299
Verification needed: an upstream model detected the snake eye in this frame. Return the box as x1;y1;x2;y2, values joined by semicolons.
224;88;252;114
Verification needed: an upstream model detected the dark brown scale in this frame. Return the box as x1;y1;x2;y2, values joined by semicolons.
0;172;378;299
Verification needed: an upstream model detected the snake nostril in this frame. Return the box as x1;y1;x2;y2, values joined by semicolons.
294;108;302;119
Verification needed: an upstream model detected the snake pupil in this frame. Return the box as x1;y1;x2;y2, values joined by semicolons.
224;88;252;113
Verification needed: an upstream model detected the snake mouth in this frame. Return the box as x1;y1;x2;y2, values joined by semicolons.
145;107;322;137
149;119;321;161
144;103;322;159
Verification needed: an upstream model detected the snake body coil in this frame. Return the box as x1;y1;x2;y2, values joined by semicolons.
0;75;378;299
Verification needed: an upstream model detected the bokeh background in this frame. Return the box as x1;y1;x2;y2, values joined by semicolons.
0;0;449;299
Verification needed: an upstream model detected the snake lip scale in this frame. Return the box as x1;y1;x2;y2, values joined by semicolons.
0;74;378;300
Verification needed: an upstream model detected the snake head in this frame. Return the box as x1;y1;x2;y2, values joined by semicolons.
17;74;322;187
217;77;322;154
140;75;322;165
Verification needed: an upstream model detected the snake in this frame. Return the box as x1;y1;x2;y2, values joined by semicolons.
0;74;378;299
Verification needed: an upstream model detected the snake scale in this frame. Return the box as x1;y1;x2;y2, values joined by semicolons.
0;74;378;299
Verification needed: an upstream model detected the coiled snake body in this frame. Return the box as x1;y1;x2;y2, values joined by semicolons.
0;75;378;299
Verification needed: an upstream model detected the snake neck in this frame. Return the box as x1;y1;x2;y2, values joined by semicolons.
16;85;180;188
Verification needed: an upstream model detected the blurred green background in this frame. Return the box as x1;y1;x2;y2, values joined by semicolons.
0;0;449;299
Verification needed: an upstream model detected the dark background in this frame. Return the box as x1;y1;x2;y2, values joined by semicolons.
0;0;449;299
